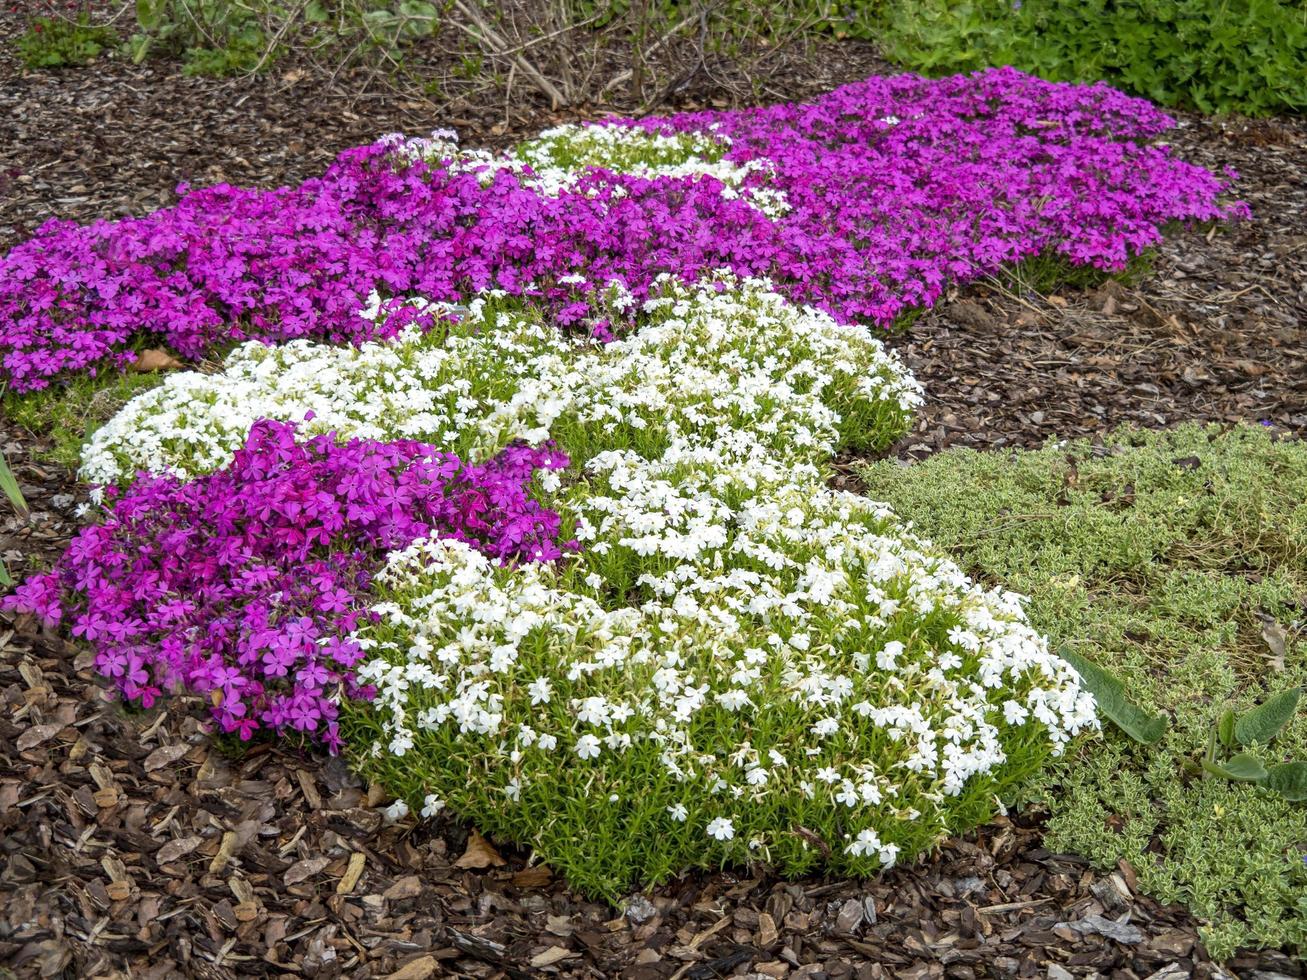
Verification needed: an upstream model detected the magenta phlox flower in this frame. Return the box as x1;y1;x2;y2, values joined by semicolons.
0;69;1245;391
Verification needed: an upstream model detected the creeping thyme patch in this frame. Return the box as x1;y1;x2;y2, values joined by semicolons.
861;425;1307;958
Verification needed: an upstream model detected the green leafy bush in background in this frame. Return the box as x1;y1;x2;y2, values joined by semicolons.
856;0;1307;116
861;424;1307;957
16;13;117;68
12;0;1307;114
128;0;266;74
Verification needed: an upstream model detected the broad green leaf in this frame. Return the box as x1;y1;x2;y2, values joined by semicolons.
0;451;26;517
1203;752;1269;784
1217;708;1236;749
1057;647;1168;744
1266;762;1307;802
136;0;163;31
1235;688;1301;747
0;560;10;588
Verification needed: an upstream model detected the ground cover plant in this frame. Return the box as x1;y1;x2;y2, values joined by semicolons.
3;370;163;471
6;421;570;748
0;67;1244;392
860;424;1307;957
333;279;1094;896
6;272;1099;899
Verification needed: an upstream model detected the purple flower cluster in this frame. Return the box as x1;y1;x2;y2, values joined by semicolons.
636;66;1248;322
3;421;570;749
0;68;1245;391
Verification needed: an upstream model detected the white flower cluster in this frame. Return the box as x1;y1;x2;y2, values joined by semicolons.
82;276;917;485
384;123;790;218
79;294;583;483
339;278;1096;888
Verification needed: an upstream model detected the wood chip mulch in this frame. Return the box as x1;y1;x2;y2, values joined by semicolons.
884;112;1307;464
2;16;1306;978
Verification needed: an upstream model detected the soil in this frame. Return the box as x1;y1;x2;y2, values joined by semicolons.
2;12;1305;979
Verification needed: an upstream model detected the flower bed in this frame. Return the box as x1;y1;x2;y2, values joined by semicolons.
27;275;1093;895
7;420;569;748
1;67;1244;392
5;68;1253;896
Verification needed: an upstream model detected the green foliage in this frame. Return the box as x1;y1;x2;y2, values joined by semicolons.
861;423;1307;957
1268;762;1307;801
1065;647;1306;801
863;0;1307;117
126;0;443;77
1204;750;1269;782
0;450;28;588
16;14;117;68
998;246;1160;298
1236;687;1301;747
1056;647;1168;744
130;0;272;75
1194;685;1307;800
4;372;165;473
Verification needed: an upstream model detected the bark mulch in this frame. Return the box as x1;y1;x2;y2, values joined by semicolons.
2;16;1306;979
8;610;1292;980
884;113;1307;463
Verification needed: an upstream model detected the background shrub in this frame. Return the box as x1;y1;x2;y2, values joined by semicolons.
16;12;117;68
14;0;1304;115
858;0;1307;116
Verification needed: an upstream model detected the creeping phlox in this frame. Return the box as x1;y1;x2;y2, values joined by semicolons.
391;123;790;218
1;67;1245;391
3;422;571;750
81;277;918;486
13;271;1097;892
320;276;1098;896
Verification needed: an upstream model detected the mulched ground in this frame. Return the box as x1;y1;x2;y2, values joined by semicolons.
885;114;1307;464
2;16;1306;978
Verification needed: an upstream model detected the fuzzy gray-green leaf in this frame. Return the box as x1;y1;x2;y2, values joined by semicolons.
1057;647;1168;744
1203;752;1269;783
1266;762;1307;802
1217;708;1236;748
1234;688;1301;747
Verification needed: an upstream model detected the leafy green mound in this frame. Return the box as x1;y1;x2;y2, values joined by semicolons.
858;0;1307;116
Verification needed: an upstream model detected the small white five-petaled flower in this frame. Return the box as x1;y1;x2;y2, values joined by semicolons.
706;817;735;841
